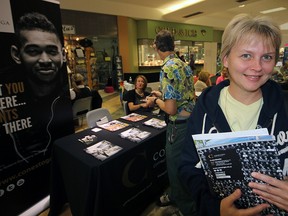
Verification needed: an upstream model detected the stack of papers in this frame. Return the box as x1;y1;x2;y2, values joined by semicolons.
78;135;97;145
84;140;122;161
120;113;147;122
119;127;151;143
97;120;129;132
143;118;166;129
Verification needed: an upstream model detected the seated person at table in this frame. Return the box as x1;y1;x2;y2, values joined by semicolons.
70;73;103;109
70;73;92;101
194;70;211;97
91;89;103;109
123;75;153;114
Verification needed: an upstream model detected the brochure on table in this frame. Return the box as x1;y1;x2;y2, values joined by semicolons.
84;140;123;161
193;128;285;215
119;127;151;143
78;135;98;145
97;120;129;132
120;113;147;122
143;118;166;129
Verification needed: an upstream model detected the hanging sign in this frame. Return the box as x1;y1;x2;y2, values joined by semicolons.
62;24;76;34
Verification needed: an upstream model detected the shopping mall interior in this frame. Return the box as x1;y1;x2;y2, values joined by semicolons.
58;0;288;93
2;0;288;215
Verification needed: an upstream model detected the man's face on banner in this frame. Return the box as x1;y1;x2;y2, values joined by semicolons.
17;29;65;83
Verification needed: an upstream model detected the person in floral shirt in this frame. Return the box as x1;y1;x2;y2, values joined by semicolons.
146;30;196;216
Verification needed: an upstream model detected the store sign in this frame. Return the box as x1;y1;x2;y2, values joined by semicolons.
155;26;198;38
137;20;213;41
62;24;75;34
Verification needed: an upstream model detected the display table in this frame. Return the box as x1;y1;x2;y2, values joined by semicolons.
49;114;168;216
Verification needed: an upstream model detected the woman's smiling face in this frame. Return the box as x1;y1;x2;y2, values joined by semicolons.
223;35;276;94
136;77;145;89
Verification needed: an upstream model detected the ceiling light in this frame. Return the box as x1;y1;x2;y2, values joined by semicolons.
280;22;288;30
160;0;205;14
183;11;203;18
260;7;286;14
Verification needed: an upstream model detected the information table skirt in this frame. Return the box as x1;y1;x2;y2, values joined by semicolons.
49;114;168;216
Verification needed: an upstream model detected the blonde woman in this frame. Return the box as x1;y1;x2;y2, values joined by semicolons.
70;73;91;101
180;14;288;215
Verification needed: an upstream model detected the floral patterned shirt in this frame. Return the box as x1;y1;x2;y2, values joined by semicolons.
160;53;195;121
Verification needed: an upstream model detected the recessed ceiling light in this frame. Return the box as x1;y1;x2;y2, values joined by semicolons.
280;22;288;30
160;0;205;14
183;11;203;18
260;7;286;14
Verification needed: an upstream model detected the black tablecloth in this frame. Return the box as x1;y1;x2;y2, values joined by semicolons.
49;113;168;216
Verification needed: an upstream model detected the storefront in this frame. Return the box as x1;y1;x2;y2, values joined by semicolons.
60;10;223;90
136;20;223;76
61;9;119;90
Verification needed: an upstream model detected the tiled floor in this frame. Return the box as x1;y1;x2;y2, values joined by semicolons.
39;89;182;216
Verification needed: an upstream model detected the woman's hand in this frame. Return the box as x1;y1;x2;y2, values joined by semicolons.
150;90;162;97
249;172;288;212
140;101;149;108
145;96;157;107
220;189;271;216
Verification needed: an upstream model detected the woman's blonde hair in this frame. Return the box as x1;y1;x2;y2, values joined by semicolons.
220;14;281;63
71;73;84;93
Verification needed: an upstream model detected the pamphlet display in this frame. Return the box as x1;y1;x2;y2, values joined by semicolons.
78;135;98;145
119;127;151;143
121;113;147;122
143;118;167;129
193;129;285;215
84;140;122;161
97;120;129;132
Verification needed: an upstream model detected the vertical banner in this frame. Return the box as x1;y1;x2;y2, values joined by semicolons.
0;0;74;215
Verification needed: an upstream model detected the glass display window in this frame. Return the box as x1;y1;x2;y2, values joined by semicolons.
137;39;205;67
138;39;163;66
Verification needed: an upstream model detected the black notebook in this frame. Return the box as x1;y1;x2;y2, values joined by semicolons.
193;129;286;215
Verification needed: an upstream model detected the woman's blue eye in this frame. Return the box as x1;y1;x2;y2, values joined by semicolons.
262;55;273;61
241;54;251;59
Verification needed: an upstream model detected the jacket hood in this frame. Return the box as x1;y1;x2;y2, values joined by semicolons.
196;79;284;129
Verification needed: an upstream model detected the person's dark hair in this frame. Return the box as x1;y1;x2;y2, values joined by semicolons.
154;30;175;52
15;12;60;47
